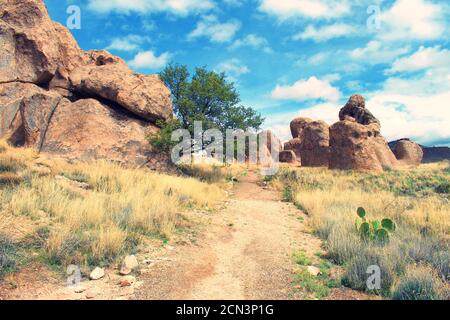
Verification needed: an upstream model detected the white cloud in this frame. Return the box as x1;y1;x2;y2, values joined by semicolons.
187;15;241;43
259;0;351;20
388;46;450;73
366;92;450;145
128;51;172;70
215;59;250;82
271;76;341;102
105;34;150;52
294;23;357;42
377;0;446;42
229;34;272;52
350;41;410;65
87;0;214;15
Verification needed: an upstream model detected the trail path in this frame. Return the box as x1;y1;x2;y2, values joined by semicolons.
136;170;322;300
1;169;374;300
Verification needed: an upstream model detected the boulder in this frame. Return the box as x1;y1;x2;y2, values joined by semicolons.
299;120;330;167
393;139;423;166
279;150;297;164
0;82;62;147
0;0;86;84
290;117;313;139
284;138;301;160
89;267;105;281
329;118;398;172
69;64;172;122
119;255;139;275
0;0;173;168
339;94;379;126
41;99;158;166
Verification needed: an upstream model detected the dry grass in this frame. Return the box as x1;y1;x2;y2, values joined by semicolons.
0;140;226;268
272;163;450;299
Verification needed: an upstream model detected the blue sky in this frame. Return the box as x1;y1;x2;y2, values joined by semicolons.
44;0;450;146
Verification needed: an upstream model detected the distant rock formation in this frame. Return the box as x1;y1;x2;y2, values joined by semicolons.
389;139;450;163
279;150;297;164
285;119;329;167
284;138;301;160
0;0;172;167
338;94;379;126
391;139;423;166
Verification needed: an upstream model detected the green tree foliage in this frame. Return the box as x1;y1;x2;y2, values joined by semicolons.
159;64;264;134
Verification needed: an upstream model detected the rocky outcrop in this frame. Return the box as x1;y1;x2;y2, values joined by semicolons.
339;94;379;126
391;139;423;166
290;117;313;139
389;139;449;163
0;0;172;167
329;96;398;172
279;150;298;164
299;120;330;167
284;138;301;160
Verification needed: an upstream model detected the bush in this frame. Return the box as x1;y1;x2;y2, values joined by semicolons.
0;234;18;278
393;265;449;300
341;250;395;295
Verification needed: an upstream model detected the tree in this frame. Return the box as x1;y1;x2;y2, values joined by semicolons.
159;64;264;134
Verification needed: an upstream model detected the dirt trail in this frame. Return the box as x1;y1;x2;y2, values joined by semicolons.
136;170;322;300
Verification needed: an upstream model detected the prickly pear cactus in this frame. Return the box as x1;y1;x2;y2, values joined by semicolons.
355;207;396;244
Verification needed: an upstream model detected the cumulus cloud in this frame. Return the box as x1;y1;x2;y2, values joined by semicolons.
271;77;341;102
128;51;172;70
387;46;450;74
215;58;250;83
187;15;241;43
105;34;151;52
258;0;351;20
350;41;410;65
229;34;272;53
87;0;214;15
377;0;446;42
293;23;357;42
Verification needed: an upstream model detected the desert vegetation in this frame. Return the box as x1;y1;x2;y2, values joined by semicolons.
0;140;232;277
270;163;450;300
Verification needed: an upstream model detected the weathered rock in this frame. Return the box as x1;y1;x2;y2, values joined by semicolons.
40;99;159;166
290;117;313;139
329;118;398;172
0;82;62;147
339;94;379;126
284;138;302;160
0;0;173;169
307;266;321;277
393;139;423;166
119;255;139;275
69;64;172;122
0;0;86;84
119;275;136;287
279;150;297;164
89;267;105;281
299;120;330;167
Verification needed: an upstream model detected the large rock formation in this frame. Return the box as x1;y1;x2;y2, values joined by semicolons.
284;138;301;160
0;0;172;167
284;120;330;167
329;95;398;172
290;117;313;139
390;139;449;163
391;139;423;166
279;150;298;164
299;120;330;167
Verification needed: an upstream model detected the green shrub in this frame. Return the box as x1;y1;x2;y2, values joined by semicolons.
0;234;18;278
393;266;449;300
341;250;394;295
292;250;312;266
